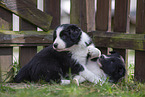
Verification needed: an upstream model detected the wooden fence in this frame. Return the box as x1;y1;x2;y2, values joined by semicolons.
0;0;145;82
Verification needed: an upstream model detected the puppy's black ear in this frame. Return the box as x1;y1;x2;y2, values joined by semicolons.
109;51;116;54
53;30;57;42
68;25;82;40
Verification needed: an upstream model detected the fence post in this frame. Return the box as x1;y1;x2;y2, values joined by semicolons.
113;0;130;78
0;7;13;82
44;0;60;29
70;0;95;32
95;0;111;54
113;0;130;59
135;0;145;82
19;0;37;67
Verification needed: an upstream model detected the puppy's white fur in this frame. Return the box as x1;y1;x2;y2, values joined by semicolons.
53;26;66;51
53;25;102;85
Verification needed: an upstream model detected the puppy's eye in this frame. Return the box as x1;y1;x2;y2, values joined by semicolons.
61;34;67;39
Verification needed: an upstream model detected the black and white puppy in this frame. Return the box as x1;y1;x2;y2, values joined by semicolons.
14;24;101;84
71;51;126;85
88;51;126;83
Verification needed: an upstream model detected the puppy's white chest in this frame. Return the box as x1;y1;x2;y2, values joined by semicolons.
86;61;105;78
71;48;88;65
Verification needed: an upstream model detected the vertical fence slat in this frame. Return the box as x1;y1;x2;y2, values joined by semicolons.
135;0;145;82
113;0;130;80
96;0;111;31
44;0;60;29
113;0;130;59
70;0;95;32
19;0;37;67
0;7;13;82
95;0;111;54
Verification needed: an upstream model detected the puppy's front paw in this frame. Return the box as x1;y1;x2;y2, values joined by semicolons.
88;46;101;59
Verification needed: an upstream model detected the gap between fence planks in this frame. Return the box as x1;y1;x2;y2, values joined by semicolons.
0;0;52;31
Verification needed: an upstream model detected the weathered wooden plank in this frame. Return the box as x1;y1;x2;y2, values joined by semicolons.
0;47;13;82
0;31;53;44
91;31;145;51
114;0;130;33
113;0;130;61
0;0;52;31
0;6;13;82
95;0;111;54
19;0;37;67
135;0;145;82
96;0;111;31
0;7;12;30
1;30;145;51
20;17;37;31
44;0;60;29
19;46;37;67
70;0;95;32
19;0;37;31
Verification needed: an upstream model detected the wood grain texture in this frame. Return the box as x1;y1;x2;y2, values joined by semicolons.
135;0;145;82
0;0;52;31
0;31;53;45
91;31;145;51
0;6;13;82
114;0;130;32
19;46;37;67
113;0;130;59
44;0;60;29
96;0;111;31
95;0;111;54
0;7;12;30
19;0;37;31
70;0;95;32
19;0;38;67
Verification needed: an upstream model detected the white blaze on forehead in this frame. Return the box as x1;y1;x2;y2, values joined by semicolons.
56;26;64;37
53;26;66;50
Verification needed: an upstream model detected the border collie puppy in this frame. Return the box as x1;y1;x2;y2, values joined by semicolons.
14;24;101;83
69;51;126;85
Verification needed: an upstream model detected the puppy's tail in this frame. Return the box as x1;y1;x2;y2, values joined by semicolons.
14;65;30;83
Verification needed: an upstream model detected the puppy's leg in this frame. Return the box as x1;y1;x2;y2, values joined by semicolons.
79;68;103;84
73;75;86;86
61;80;71;85
61;76;85;86
87;44;101;59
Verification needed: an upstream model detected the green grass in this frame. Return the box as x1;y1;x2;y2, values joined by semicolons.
1;79;145;97
1;52;145;97
1;64;145;97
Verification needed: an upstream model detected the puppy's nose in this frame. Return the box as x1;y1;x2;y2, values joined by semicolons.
53;43;58;48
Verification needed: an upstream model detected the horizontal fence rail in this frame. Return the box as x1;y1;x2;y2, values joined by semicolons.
90;31;145;51
0;31;53;46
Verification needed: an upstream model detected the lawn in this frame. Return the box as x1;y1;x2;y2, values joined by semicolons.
1;64;145;97
1;79;145;97
1;50;145;97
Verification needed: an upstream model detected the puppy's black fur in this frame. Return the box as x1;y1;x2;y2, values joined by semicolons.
14;24;86;83
97;51;126;83
15;46;85;83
